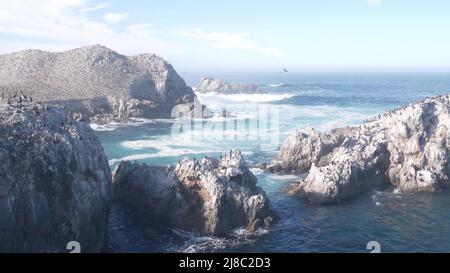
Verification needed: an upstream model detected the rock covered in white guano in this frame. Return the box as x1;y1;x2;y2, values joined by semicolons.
112;151;274;236
0;95;112;252
0;45;205;123
281;94;450;204
195;77;262;94
268;127;356;173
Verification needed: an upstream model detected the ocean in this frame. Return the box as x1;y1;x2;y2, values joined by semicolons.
97;73;450;253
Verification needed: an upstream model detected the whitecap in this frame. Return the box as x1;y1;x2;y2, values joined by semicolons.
266;173;304;181
168;227;264;253
90;118;156;131
195;91;295;103
269;83;285;88
250;168;264;176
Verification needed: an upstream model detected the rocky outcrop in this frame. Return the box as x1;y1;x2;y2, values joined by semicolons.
0;45;208;124
113;151;274;236
195;77;262;94
281;94;450;204
268;127;356;173
170;97;213;119
0;95;112;252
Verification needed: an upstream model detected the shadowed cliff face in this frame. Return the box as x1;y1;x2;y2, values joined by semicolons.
0;96;112;252
0;45;196;123
277;94;450;204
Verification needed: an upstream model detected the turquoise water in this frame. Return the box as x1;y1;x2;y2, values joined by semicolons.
100;73;450;253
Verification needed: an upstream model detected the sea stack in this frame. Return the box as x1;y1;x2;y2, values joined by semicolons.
279;94;450;204
195;77;262;94
0;95;112;252
113;151;275;235
0;45;209;124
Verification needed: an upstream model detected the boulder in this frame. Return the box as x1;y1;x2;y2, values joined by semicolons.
113;151;274;236
280;95;450;204
269;127;355;173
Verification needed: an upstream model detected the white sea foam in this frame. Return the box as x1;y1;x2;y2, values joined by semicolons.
90;118;157;131
109;150;254;165
249;167;264;176
269;83;285;87
168;228;263;253
266;173;304;182
195;91;295;104
108;148;214;165
109;134;254;165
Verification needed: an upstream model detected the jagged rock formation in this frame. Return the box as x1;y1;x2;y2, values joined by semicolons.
0;95;112;252
268;127;356;173
113;151;274;236
0;45;207;124
170;97;213;118
195;77;262;94
281;94;450;204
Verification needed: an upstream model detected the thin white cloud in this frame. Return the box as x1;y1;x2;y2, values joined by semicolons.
0;0;182;57
79;2;109;13
181;28;283;56
126;24;157;38
367;0;382;6
103;12;128;24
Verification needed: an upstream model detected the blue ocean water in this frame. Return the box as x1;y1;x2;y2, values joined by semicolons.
98;73;450;253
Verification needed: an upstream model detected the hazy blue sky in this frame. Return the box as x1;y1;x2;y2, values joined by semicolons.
1;0;449;72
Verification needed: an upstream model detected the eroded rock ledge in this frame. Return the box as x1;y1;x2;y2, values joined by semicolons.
0;96;112;252
278;94;450;204
113;151;275;236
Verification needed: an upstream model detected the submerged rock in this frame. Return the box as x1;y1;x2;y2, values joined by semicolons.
0;96;112;252
0;45;206;124
113;151;274;236
195;77;262;94
279;94;450;204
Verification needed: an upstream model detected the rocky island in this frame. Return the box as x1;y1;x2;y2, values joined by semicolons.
113;151;275;236
195;77;262;94
0;95;112;252
274;94;450;204
0;45;209;124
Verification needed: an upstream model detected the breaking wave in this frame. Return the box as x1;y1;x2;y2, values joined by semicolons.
195;92;295;104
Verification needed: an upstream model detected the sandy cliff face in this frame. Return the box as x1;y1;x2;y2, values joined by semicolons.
0;96;112;252
113;151;274;236
0;45;201;123
279;94;450;204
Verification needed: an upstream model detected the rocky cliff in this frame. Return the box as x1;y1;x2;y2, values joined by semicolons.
113;151;274;236
0;45;206;123
0;95;112;252
280;94;450;204
195;77;262;94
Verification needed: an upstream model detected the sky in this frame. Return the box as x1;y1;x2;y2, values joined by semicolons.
0;0;450;72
